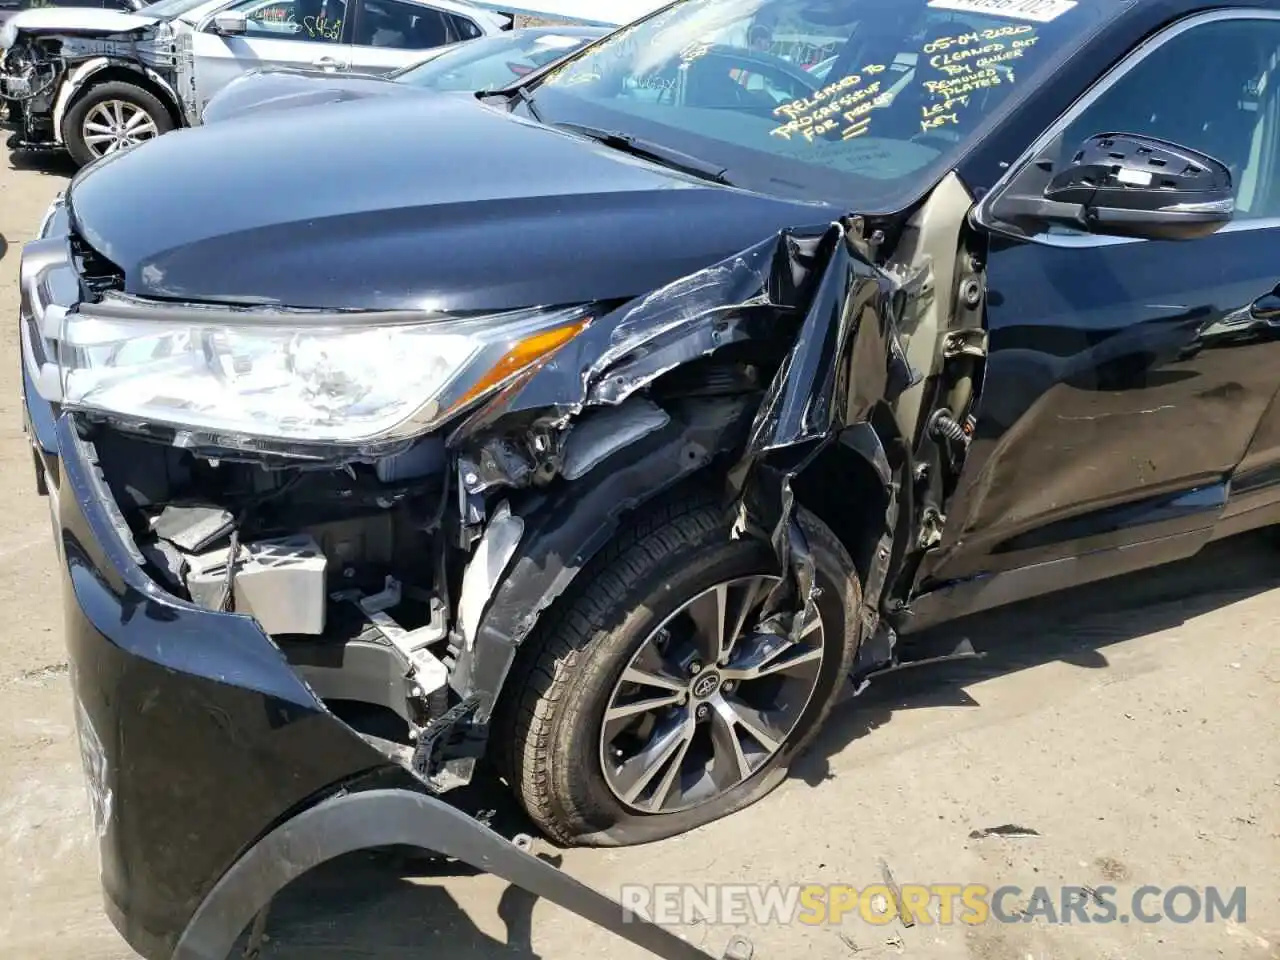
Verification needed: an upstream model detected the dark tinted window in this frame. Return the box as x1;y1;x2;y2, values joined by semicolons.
448;12;481;41
355;0;451;49
1053;19;1280;221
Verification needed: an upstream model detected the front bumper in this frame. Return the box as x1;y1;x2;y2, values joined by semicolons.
44;409;402;957
20;207;732;960
36;413;726;960
32;372;728;960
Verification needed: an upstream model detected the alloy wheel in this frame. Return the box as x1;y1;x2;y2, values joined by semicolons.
81;100;160;158
599;575;825;814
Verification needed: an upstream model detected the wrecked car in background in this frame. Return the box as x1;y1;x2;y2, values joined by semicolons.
0;0;508;166
200;23;604;122
0;0;149;35
0;0;148;118
22;0;1280;954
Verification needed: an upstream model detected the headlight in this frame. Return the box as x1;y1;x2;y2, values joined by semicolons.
58;302;592;446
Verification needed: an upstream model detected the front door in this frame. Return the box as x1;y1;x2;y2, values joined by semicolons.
920;9;1280;589
191;0;354;111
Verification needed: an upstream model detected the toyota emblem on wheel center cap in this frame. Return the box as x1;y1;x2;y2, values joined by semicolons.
691;671;721;699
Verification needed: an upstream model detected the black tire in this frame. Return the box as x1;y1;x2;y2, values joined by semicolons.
62;81;174;168
492;494;861;847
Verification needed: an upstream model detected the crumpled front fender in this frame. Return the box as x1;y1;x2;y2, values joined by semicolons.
452;221;912;722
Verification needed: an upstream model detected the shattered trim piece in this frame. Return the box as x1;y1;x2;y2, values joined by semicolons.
173;788;728;960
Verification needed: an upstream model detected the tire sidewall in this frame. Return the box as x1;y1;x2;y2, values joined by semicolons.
545;511;859;845
62;82;174;168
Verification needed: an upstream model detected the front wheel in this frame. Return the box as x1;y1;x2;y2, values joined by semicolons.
62;81;173;168
493;497;861;846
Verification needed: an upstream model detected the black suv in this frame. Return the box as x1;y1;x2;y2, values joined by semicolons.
20;0;1280;955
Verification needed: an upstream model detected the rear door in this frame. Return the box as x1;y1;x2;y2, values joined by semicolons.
190;0;354;110
344;0;474;75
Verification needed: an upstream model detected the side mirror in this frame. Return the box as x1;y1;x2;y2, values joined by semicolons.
992;133;1234;241
210;10;248;35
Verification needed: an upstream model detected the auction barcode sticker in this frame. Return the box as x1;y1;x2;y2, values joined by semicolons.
927;0;1077;23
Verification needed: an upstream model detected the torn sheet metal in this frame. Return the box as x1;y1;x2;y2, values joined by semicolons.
454;221;912;715
729;221;913;672
447;226;835;508
449;227;828;446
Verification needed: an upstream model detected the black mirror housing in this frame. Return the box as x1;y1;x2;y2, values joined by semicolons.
992;133;1235;242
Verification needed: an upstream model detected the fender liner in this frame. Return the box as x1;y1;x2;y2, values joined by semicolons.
450;396;751;721
51;56;110;143
173;788;721;960
141;64;182;118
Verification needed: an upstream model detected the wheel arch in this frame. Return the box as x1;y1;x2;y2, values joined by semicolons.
56;63;183;145
450;395;902;726
449;396;754;723
790;419;896;588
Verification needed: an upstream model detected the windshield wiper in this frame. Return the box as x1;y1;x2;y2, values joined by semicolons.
551;122;733;186
476;85;542;122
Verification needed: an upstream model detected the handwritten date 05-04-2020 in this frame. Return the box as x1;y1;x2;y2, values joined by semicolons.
769;24;1040;144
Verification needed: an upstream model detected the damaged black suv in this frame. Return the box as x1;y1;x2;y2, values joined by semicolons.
21;0;1280;955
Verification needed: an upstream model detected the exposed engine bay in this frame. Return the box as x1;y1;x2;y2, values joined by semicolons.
90;424;467;776
83;382;779;791
2;21;193;149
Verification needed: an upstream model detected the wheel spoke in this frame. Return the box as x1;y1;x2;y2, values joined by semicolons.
643;728;695;812
123;108;148;131
686;582;729;665
620;663;685;694
611;708;694;804
797;610;823;640
83;133;115;146
726;576;768;648
111;100;125;127
604;691;683;722
720;697;786;753
722;635;823;682
83;121;114;136
707;699;754;788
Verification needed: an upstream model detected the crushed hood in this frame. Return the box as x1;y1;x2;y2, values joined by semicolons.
1;8;158;46
67;93;831;312
201;69;418;124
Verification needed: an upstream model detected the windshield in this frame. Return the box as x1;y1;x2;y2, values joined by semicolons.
527;0;1110;207
392;29;600;90
137;0;212;19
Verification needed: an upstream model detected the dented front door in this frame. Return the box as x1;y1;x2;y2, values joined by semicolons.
927;227;1280;584
920;11;1280;588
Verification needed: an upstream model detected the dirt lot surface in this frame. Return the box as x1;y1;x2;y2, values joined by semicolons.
0;146;1276;960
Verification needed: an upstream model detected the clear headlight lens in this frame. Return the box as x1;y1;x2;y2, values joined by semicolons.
58;304;591;444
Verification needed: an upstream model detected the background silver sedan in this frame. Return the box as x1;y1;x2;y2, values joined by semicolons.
202;23;605;122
